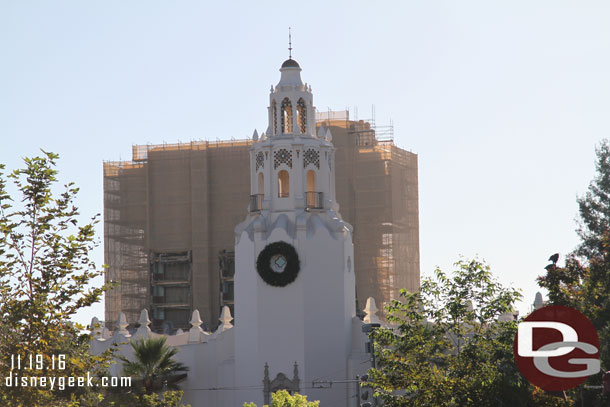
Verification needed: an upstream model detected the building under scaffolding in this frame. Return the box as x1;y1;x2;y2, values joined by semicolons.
104;111;419;331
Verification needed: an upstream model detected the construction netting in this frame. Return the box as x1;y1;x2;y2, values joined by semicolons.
103;118;419;330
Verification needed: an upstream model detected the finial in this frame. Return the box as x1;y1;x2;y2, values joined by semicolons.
138;309;151;326
293;361;300;380
90;317;102;337
534;292;544;310
364;297;381;324
189;309;206;343
134;309;152;338
116;312;130;337
317;125;326;139
217;305;234;333
288;27;292;59
190;309;203;328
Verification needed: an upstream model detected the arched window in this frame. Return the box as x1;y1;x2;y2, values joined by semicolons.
258;172;264;196
306;170;320;209
281;98;293;134
306;170;316;192
297;98;307;133
272;100;277;136
278;170;290;198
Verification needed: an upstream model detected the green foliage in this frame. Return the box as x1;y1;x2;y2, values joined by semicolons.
141;391;190;407
367;259;571;407
0;152;110;406
103;390;190;407
576;139;610;258
538;140;610;406
243;390;319;407
119;336;189;396
572;141;610;374
97;336;190;406
537;256;586;308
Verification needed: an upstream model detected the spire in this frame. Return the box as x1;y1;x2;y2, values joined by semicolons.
280;28;300;72
288;27;292;59
293;361;300;381
317;125;326;139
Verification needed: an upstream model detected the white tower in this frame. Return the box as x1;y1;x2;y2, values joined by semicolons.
234;57;356;406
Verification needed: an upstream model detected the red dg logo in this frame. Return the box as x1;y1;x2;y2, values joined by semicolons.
513;305;600;391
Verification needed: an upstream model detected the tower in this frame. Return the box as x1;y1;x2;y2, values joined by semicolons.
234;57;357;406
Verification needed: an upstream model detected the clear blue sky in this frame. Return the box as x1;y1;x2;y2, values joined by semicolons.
2;1;609;325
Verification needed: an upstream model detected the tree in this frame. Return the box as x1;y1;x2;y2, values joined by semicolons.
119;336;189;396
139;391;191;407
0;151;109;406
573;140;610;373
367;259;571;407
104;389;190;407
243;390;319;407
538;140;610;406
576;139;610;258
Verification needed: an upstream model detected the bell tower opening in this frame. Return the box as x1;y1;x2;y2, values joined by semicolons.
297;98;306;134
281;98;293;134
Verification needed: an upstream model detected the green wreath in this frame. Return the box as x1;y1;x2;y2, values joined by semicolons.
256;241;300;287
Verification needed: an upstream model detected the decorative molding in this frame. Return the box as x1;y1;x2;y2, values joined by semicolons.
256;151;265;171
303;149;320;169
273;149;293;169
263;362;300;405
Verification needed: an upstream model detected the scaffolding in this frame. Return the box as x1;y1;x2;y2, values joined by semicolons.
323;113;419;312
104;112;419;328
150;251;192;332
218;250;235;322
316;109;394;146
103;161;148;327
104;140;253;330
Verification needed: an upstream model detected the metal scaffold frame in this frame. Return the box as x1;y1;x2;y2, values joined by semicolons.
104;112;419;330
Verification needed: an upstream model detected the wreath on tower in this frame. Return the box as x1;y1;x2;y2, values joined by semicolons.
256;241;300;287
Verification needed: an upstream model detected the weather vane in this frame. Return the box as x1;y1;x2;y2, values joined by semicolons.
288;27;292;59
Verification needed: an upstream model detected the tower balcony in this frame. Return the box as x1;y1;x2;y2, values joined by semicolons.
250;194;263;213
305;191;324;210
